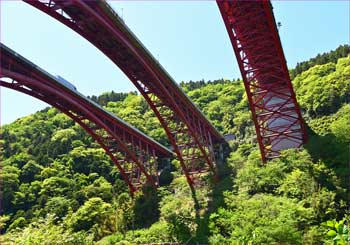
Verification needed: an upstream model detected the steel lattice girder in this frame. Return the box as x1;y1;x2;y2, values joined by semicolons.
217;0;307;161
0;44;173;194
24;0;225;186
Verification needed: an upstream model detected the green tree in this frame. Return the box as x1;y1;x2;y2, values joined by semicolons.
68;197;114;238
82;177;113;202
21;160;43;183
209;194;305;244
1;166;21;212
44;197;72;219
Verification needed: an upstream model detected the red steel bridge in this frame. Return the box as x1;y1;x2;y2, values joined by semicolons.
23;0;225;188
218;1;307;161
0;43;172;194
2;0;306;192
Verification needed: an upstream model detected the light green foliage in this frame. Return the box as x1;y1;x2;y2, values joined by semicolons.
209;194;305;244
129;221;172;244
98;221;172;244
330;105;350;143
51;113;73;128
322;218;350;244
68;197;114;239
293;57;350;117
305;103;349;182
3;152;33;168
234;153;286;194
51;128;78;154
51;128;77;142
40;176;74;197
105;92;152;134
277;169;315;199
187;81;253;139
308;105;349;136
40;166;59;179
7;217;26;231
2;214;93;244
82;176;113;202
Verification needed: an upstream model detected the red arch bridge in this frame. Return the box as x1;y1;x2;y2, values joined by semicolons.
1;0;307;193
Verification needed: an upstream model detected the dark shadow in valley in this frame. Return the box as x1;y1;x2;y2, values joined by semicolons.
304;125;350;217
190;145;234;244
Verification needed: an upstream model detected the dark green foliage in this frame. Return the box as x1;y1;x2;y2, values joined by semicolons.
87;90;131;106
43;197;72;219
179;78;235;92
21;160;43;183
290;44;349;79
158;168;173;186
1;166;21;213
133;186;160;229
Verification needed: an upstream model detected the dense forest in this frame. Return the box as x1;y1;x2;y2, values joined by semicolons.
289;44;349;80
0;45;349;244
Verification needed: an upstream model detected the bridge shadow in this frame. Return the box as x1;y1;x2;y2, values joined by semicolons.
304;125;350;209
304;125;349;179
132;185;160;229
190;150;234;244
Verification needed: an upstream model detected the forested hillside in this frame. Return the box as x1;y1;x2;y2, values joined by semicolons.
0;46;349;244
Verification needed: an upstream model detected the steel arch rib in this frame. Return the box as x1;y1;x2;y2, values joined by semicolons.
0;77;136;193
1;44;173;194
24;0;224;186
217;0;307;161
0;73;140;193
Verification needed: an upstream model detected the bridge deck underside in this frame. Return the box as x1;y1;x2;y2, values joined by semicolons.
218;1;306;161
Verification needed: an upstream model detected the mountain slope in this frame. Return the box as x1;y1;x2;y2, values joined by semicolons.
0;46;349;244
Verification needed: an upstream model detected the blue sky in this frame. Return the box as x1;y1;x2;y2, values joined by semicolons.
1;1;349;125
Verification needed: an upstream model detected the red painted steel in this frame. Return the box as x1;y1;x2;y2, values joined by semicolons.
24;0;224;186
217;0;307;161
0;44;173;194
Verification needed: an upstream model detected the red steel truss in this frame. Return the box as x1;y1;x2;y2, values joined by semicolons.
217;0;307;161
24;0;224;186
0;43;173;194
